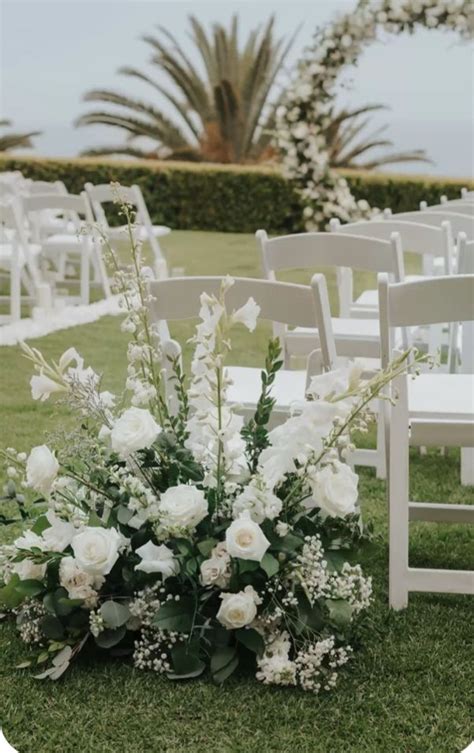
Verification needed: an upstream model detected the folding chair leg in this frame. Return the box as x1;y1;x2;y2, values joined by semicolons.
389;375;410;610
80;246;90;305
11;261;21;322
375;400;387;480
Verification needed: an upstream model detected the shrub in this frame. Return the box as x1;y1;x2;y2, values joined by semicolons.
1;155;471;234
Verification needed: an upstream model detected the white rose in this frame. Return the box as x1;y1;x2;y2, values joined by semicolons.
30;373;66;402
225;511;270;562
59;556;102;607
71;526;125;576
12;558;46;581
135;541;179;578
110;407;161;458
26;445;59;495
200;553;230;588
159;485;208;531
217;585;260;629
41;511;75;552
309;461;359;518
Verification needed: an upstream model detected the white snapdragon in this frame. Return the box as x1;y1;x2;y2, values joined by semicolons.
232;478;282;524
135;541;179;578
26;445;59;495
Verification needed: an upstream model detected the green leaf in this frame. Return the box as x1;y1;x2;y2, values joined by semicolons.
43;588;81;617
237;559;259;574
95;625;127;649
326;599;353;628
167;643;205;680
0;575;24;609
117;506;134;525
210;645;238;685
152;597;194;633
100;600;130;629
174;538;193;556
16;660;32;669
236;628;265;657
324;551;347;573
39;615;65;641
197;539;217;557
32;515;51;535
260;553;279;578
14;579;45;598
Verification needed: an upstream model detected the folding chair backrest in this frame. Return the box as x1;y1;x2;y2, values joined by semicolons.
258;230;403;277
22;192;92;240
440;196;474;207
148;275;337;369
385;210;474;240
421;202;474;217
378;274;474;367
461;188;474;199
0;198;40;283
28;180;67;195
457;234;474;275
330;218;452;268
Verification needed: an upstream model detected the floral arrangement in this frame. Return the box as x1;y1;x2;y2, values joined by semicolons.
0;196;421;691
274;0;472;230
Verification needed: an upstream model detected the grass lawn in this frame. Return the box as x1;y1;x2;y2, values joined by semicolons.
1;231;473;753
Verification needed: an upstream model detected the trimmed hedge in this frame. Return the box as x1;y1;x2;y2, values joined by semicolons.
1;155;472;234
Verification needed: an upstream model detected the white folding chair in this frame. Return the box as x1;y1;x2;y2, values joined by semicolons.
0;204;22;324
439;196;474;208
421;201;474;217
147;275;336;426
257;230;406;477
461;188;474;199
0;198;44;304
22;193;110;304
455;235;474;485
25;181;76;238
379;274;474;609
330;218;453;317
384;210;474;241
257;230;405;362
85;182;170;279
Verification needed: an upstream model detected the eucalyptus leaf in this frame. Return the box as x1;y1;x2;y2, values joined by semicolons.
210;645;238;685
326;598;353;628
100;600;130;629
236;628;265;657
95;625;127;649
168;643;205;680
152;597;194;633
260;553;279;578
39;615;65;641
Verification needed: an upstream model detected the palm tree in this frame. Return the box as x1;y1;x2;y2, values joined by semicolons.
325;104;431;170
76;15;296;164
0;119;41;152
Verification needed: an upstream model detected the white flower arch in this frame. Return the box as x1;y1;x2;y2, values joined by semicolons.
275;0;473;229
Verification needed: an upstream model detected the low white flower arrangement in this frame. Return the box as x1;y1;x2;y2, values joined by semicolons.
0;195;423;691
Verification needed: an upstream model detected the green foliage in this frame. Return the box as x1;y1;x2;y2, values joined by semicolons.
152;597;195;632
242;337;283;471
2;155;470;233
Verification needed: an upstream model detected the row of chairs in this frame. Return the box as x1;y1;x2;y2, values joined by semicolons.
147;271;474;610
0;172;171;322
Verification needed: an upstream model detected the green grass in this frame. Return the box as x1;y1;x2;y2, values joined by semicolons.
1;231;473;753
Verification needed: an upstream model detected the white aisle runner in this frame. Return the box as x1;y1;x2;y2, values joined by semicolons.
0;297;122;346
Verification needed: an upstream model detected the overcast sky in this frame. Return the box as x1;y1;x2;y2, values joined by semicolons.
1;0;473;176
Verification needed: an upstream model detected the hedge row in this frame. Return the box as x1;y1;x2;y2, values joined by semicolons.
1;155;472;234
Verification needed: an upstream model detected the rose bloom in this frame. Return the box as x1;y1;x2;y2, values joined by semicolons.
26;445;59;495
159;485;208;531
59;556;103;608
225;510;270;562
71;526;125;576
110;407;161;458
11;558;46;582
217;586;260;629
309;460;358;518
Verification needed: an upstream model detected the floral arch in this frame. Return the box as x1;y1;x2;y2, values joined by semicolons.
275;0;473;229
